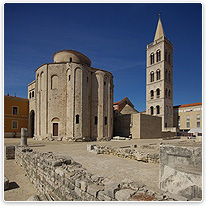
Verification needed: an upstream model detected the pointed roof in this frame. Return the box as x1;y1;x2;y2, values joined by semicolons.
154;13;165;41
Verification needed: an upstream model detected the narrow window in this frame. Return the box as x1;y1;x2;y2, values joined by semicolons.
187;122;190;128
12;107;18;115
165;122;167;128
150;106;154;115
165;70;167;80
12;121;18;129
150;53;154;65
32;91;34;97
68;75;71;81
76;115;79;124
196;114;200;121
156;105;160;114
95;116;98;125
156;50;161;62
197;122;200;128
105;116;107;125
104;81;106;85
150;72;154;82
70;57;72;63
156;88;160;98
178;116;180;128
156;69;160;80
150;90;154;99
29;92;31;98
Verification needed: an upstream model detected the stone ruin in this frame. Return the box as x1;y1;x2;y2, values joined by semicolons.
14;146;184;201
5;139;202;201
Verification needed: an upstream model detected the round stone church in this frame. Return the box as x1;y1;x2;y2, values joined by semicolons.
28;50;113;141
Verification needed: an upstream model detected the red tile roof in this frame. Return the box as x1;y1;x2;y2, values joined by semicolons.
174;102;202;108
4;95;28;101
113;97;128;105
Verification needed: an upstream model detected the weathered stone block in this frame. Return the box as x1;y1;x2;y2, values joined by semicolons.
55;167;65;177
159;144;202;200
75;179;81;188
87;184;104;197
27;195;40;201
104;182;120;198
80;180;88;192
6;145;15;159
4;176;9;191
97;191;112;201
115;189;136;201
74;186;82;197
51;160;63;167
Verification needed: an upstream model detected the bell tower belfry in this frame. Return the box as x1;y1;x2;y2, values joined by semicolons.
146;14;173;129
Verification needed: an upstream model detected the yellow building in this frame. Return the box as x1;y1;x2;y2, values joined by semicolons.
4;95;29;138
173;102;202;136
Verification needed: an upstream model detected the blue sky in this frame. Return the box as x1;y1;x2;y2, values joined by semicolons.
4;3;202;112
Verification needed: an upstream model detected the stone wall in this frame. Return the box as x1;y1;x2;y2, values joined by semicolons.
15;146;180;201
113;114;131;137
87;145;159;164
159;143;202;200
113;113;162;139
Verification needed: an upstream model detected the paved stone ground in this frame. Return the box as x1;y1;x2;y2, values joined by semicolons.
4;159;38;201
4;137;193;201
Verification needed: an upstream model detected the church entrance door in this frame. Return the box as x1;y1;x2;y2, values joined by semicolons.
53;123;58;136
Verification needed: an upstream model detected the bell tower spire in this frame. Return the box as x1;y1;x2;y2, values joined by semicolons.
146;14;174;130
154;12;165;41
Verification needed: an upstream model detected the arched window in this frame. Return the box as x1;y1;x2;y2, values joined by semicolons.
150;90;154;99
168;71;171;82
51;75;58;90
32;91;34;97
104;116;107;125
150;106;154;115
156;105;160;114
41;72;44;91
156;88;160;98
76;115;79;124
168;90;171;99
156;69;161;80
150;72;154;82
165;88;168;98
29;92;31;98
150;53;154;65
68;75;71;81
165;69;167;80
156;50;161;62
165;50;167;61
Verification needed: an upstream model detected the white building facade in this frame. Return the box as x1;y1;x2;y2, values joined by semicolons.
28;50;113;141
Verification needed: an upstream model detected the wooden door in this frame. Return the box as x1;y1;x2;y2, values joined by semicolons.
53;123;58;136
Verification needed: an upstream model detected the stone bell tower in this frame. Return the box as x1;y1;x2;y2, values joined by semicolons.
146;14;173;129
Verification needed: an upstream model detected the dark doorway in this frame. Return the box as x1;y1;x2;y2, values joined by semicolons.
30;110;35;137
53;123;58;136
